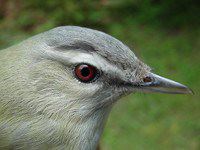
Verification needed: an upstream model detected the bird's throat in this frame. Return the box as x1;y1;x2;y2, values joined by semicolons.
62;106;112;150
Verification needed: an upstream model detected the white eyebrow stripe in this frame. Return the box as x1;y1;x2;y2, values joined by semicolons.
44;48;128;82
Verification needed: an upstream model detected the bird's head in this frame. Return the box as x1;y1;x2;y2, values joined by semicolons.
23;26;192;120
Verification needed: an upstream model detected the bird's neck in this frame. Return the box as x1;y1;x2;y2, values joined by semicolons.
60;106;112;150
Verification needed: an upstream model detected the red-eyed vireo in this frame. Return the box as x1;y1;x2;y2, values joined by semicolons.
0;26;192;150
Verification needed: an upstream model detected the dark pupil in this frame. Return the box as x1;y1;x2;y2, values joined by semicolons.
81;67;90;77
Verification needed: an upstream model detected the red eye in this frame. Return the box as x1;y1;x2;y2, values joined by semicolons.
75;64;98;83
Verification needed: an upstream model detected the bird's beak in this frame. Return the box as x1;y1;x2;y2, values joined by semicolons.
134;73;193;94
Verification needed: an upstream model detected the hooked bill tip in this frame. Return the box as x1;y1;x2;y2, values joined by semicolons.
184;87;194;95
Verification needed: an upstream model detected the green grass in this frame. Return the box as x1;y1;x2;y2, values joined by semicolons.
0;24;199;150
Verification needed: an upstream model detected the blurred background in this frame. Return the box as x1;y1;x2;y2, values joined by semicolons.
0;0;199;149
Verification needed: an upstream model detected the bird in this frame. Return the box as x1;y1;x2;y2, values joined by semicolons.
0;26;192;150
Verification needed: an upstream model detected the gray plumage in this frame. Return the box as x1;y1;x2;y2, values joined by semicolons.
0;26;191;150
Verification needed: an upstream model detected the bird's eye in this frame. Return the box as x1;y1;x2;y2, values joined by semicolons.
74;64;99;83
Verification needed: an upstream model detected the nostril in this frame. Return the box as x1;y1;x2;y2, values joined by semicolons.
143;76;152;83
